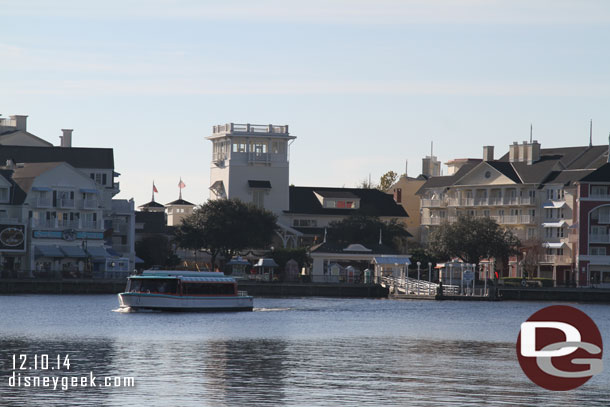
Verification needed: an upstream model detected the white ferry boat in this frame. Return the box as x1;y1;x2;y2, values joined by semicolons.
118;270;253;312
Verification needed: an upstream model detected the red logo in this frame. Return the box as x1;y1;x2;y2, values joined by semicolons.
516;305;603;391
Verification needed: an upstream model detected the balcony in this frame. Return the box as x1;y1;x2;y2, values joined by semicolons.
82;220;102;230
590;234;610;243
539;255;572;264
57;219;79;228
36;198;52;208
421;199;444;208
213;152;228;164
58;198;75;209
32;219;56;229
589;193;610;200
248;152;270;164
421;217;443;226
82;198;99;210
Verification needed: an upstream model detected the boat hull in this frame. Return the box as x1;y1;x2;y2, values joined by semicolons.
118;292;253;312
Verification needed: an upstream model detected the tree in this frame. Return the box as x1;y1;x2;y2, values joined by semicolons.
428;215;520;267
519;238;545;279
379;171;398;191
357;177;376;189
174;199;277;268
328;214;410;252
135;234;181;269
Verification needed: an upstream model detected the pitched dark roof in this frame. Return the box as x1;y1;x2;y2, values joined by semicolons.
416;160;481;195
0;145;114;169
313;190;358;199
543;169;596;185
139;200;165;208
288;186;408;217
166;198;195;206
248;180;271;188
310;241;396;255
0;169;27;205
486;161;522;183
579;163;610;183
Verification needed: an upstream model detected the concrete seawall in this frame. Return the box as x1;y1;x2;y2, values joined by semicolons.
0;278;389;298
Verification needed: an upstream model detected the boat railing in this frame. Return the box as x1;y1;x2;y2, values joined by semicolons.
237;290;249;297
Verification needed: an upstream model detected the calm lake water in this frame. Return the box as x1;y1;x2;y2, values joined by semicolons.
0;295;608;406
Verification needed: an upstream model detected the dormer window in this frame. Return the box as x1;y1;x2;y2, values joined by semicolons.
0;187;9;203
314;191;360;209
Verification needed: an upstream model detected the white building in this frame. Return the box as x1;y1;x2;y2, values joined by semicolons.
0;114;136;277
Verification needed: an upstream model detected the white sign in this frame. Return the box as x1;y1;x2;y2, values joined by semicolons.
463;270;474;282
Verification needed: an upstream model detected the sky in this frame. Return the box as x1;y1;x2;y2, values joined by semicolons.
2;0;610;207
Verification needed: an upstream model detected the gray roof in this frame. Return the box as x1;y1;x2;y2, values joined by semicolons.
0;145;114;169
11;162;64;194
416;161;481;195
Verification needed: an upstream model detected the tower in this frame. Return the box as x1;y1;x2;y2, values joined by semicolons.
207;123;296;215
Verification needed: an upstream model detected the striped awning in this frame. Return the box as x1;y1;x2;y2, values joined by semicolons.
542;242;568;249
542;221;567;228
543;201;568;209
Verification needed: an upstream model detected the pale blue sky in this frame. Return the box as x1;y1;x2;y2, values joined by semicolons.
2;0;610;206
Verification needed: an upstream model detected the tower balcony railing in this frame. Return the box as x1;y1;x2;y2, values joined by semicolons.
248;152;271;163
213;123;289;134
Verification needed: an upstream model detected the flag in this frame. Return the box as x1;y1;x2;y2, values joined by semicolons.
178;179;186;189
153;183;158;193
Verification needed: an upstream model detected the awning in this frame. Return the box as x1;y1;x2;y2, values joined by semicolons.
60;245;87;258
248;180;272;188
34;245;64;258
181;276;235;283
106;247;123;257
373;256;412;266
255;258;278;267
226;257;250;266
543;201;568;209
542;242;568;249
542;221;567;228
79;188;98;194
86;246;111;260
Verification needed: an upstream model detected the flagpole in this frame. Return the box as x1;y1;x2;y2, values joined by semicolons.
152;180;155;202
179;177;182;200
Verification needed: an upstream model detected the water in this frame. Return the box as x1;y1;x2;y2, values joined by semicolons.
0;295;608;406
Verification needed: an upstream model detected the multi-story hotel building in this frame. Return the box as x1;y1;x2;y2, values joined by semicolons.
418;139;610;287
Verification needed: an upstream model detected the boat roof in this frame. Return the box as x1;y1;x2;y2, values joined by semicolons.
129;270;236;283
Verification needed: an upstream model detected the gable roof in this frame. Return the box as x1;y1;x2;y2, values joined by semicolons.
486;161;522;183
416;160;481;194
579;163;610;183
309;241;397;255
0;169;27;204
11;162;65;194
0;130;54;147
166;198;195;206
0;145;114;169
288;186;408;217
139;200;165;209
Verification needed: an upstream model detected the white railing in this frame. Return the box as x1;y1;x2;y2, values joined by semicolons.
539;255;572;264
57;219;79;228
590;234;610;243
58;198;74;208
0;217;20;224
421;217;442;225
248;152;270;163
33;219;55;228
590;193;610;200
213;123;289;134
36;198;52;208
83;198;98;209
421;199;444;208
237;290;249;297
213;152;228;162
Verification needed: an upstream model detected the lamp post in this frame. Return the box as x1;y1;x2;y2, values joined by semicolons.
449;263;452;288
416;261;421;295
460;262;464;295
483;263;487;296
428;262;432;295
406;263;409;294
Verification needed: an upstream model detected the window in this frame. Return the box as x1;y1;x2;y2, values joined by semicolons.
527;228;536;239
557;227;564;238
528;209;536;217
232;142;247;153
102;174;107;185
592;186;608;196
545;209;553;219
293;219;318;227
528;190;536;199
0;187;9;202
591;247;607;255
591;225;606;236
395;188;402;203
252;190;265;208
483;210;490;217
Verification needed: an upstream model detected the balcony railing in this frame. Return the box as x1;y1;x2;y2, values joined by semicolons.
32;219;56;228
590;234;610;243
82;220;101;230
248;152;270;163
421;199;444;208
57;219;79;228
58;198;74;208
539;255;572;264
82;198;98;209
421;217;443;226
36;198;52;208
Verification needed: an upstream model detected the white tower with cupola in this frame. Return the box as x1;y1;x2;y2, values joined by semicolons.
207;123;295;216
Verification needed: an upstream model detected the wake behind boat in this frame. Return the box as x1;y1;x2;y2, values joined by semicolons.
118;270;253;312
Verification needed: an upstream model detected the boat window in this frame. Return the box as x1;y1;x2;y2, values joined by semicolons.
130;279;178;294
183;283;235;295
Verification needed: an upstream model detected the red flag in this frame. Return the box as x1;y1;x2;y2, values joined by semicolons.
153;183;158;193
178;179;186;189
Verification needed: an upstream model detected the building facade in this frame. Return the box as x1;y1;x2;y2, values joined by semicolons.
418;140;610;286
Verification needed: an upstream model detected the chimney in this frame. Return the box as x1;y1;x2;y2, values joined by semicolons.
509;142;519;162
527;140;541;165
483;146;494;161
5;159;15;169
60;129;73;147
9;115;27;131
519;141;528;164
